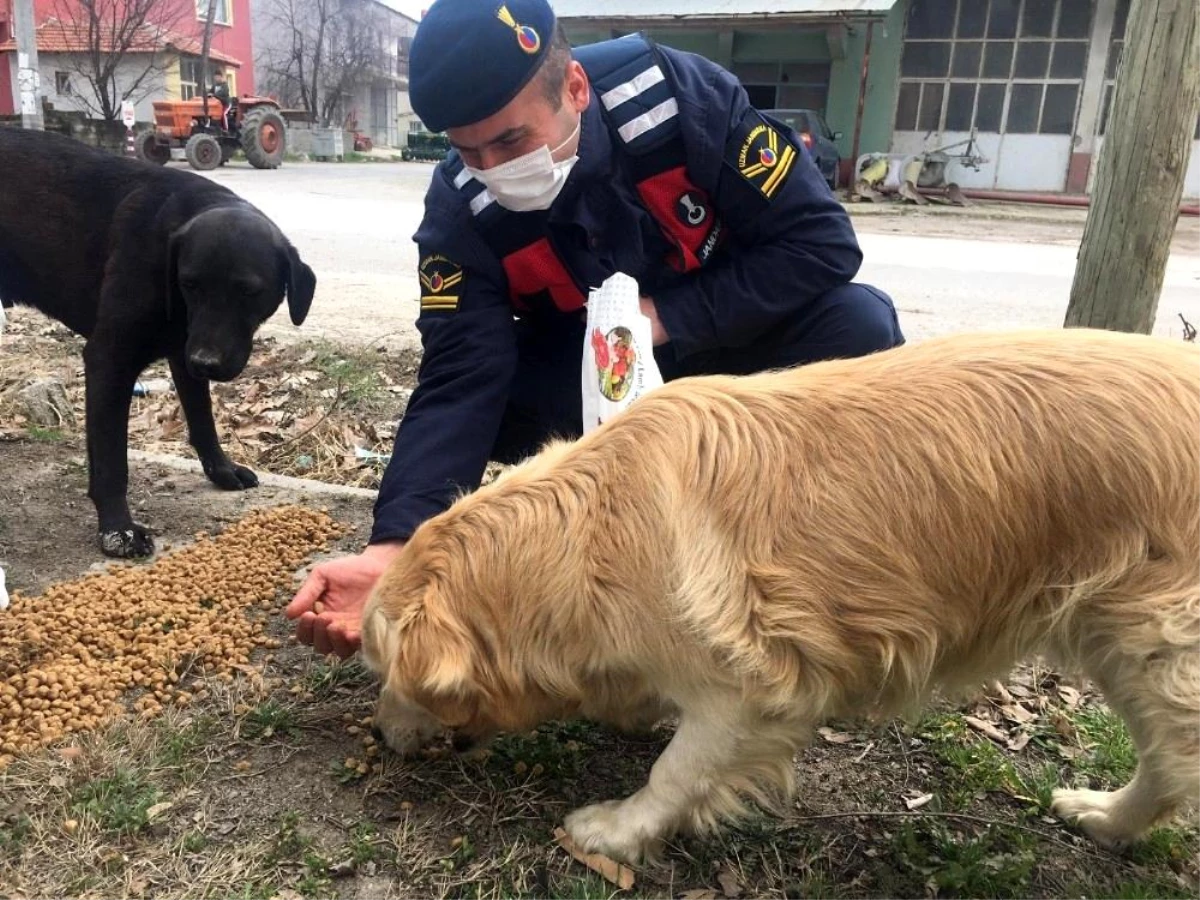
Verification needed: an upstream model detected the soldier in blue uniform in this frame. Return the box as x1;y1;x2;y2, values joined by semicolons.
287;0;905;657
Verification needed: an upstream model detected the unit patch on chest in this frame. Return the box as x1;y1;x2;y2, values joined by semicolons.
735;121;797;200
419;254;464;312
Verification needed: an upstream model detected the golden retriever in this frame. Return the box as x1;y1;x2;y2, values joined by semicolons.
360;327;1199;865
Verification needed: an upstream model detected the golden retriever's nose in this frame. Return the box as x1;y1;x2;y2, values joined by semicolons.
371;724;386;743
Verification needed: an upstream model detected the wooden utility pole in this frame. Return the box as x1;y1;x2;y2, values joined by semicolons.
199;0;219;119
1064;0;1200;334
13;0;44;130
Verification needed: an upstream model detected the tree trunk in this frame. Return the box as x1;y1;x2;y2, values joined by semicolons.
1064;0;1200;334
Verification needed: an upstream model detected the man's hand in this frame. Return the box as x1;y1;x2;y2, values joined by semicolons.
639;295;669;346
285;541;405;659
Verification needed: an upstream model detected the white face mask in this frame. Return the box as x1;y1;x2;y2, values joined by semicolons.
465;117;581;212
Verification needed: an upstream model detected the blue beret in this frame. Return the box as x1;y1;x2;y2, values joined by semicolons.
410;0;558;134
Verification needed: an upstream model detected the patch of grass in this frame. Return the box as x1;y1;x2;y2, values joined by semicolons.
241;701;298;741
1095;877;1199;900
297;850;332;897
0;812;33;852
1126;825;1200;868
304;657;371;698
26;425;64;442
483;721;598;784
1071;706;1137;787
181;830;209;853
1015;760;1064;812
156;715;217;771
71;768;161;835
312;345;383;408
918;713;1024;809
348;822;380;865
886;818;1037;898
267;812;313;869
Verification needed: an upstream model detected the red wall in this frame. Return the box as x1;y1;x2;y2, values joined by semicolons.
0;0;255;108
0;51;12;115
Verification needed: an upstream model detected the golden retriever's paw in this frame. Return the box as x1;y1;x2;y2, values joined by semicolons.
1051;788;1135;850
563;800;664;865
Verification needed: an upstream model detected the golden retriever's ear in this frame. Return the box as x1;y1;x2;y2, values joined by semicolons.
396;605;484;729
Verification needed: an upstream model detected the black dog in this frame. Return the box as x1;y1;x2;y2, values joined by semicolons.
0;127;316;558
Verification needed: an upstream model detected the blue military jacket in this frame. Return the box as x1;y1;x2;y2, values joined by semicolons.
370;34;863;544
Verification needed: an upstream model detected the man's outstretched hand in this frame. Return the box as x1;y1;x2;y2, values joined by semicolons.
285;541;405;658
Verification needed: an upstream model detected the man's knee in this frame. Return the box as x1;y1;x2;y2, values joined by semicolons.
807;282;904;359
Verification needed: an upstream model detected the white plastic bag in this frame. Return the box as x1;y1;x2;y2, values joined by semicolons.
581;272;664;435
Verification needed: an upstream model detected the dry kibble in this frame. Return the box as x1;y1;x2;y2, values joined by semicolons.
0;506;347;768
62;819;79;835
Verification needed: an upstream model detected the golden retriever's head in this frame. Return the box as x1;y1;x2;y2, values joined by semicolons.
360;531;576;757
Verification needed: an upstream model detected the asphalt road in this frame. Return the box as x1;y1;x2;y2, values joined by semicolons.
198;160;1200;350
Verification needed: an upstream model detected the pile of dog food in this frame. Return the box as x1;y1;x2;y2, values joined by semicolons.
0;505;346;768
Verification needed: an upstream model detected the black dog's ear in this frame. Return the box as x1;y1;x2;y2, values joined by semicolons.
165;226;186;321
283;241;316;326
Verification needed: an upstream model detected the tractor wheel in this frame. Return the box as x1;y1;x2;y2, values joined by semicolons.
185;133;222;171
240;107;286;169
136;131;170;165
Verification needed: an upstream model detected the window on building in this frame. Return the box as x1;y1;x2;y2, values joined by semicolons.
731;60;832;114
55;71;73;96
195;0;231;27
1098;1;1200;141
895;0;1090;136
180;57;206;100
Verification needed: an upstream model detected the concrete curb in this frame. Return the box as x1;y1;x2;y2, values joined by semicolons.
128;450;379;499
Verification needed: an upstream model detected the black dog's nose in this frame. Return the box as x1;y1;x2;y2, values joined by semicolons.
188;351;225;379
371;724;385;742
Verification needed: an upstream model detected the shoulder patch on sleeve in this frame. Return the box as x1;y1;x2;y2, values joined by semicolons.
729;113;799;200
419;254;464;313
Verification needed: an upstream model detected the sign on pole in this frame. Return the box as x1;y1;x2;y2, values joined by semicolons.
122;101;137;158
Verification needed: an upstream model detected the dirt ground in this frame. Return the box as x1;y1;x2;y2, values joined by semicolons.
1;311;1198;899
0;430;1195;898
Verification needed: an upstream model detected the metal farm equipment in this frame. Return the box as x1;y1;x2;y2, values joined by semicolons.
852;132;989;206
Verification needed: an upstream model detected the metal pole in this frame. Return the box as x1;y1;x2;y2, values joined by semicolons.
13;0;44;130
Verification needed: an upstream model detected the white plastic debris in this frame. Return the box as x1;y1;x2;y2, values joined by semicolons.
581;272;664;435
133;378;174;397
0;566;9;611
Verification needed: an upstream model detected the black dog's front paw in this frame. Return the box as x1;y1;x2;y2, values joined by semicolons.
100;524;155;559
202;458;259;491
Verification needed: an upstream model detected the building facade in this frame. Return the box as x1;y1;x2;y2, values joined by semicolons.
0;0;254;120
890;0;1199;196
252;0;416;149
556;0;1200;198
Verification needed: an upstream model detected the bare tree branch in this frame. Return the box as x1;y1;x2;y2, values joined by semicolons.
48;0;189;120
255;0;400;127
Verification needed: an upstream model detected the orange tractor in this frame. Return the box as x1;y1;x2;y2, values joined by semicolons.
137;95;288;171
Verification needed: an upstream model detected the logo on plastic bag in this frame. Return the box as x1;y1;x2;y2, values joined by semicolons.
591;326;638;402
581;272;665;435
